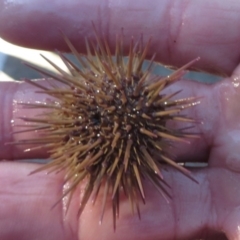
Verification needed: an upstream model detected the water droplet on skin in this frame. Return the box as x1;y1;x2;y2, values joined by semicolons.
232;76;240;88
62;182;71;220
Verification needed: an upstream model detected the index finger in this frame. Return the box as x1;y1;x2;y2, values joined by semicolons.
0;0;239;75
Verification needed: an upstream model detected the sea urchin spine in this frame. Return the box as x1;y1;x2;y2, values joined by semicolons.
13;29;200;229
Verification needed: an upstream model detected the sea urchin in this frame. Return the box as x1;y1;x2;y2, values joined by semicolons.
14;28;200;229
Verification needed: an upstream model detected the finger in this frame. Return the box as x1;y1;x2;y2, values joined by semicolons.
0;161;78;240
0;81;55;159
0;161;227;240
80;167;230;240
206;62;240;169
0;78;213;161
206;168;240;240
0;0;239;75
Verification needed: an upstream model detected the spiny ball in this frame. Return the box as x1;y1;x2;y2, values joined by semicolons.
16;30;199;229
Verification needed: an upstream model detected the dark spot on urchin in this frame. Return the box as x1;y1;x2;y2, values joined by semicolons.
17;30;200;229
90;112;101;125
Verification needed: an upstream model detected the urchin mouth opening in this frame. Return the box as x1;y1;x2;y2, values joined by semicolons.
91;112;101;126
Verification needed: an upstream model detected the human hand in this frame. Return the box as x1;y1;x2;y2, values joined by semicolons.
0;0;240;239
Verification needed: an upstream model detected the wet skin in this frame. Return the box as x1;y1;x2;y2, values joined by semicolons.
1;0;240;239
